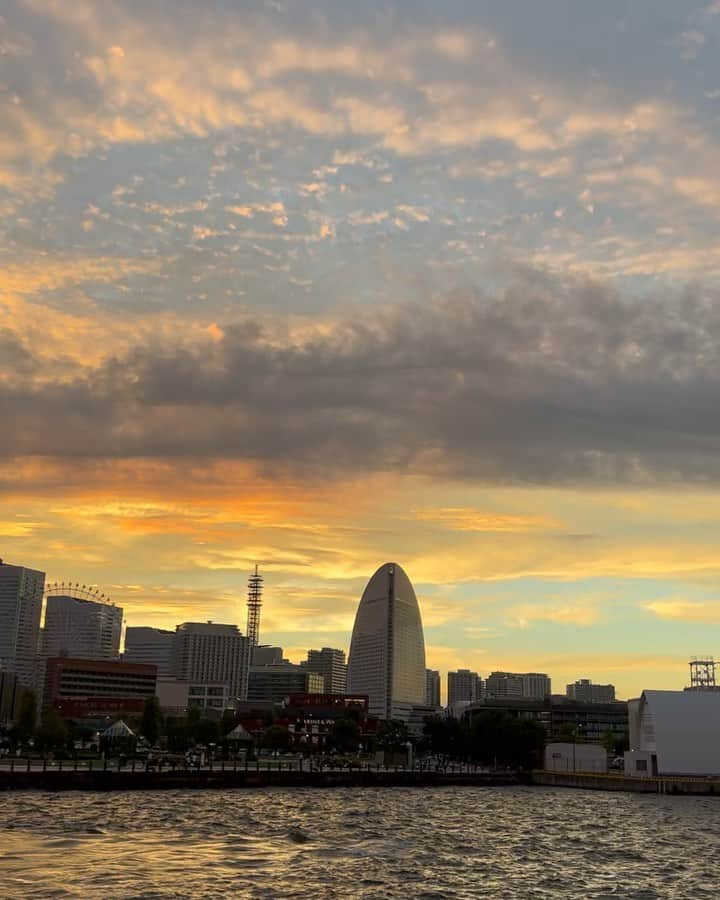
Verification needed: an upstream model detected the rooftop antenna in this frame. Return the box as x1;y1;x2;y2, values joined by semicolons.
689;656;716;690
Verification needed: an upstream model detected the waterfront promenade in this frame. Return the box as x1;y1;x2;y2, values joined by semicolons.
0;758;524;791
2;759;720;794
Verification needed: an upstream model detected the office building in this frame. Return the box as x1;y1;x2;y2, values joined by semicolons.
44;657;157;718
301;647;347;694
485;671;551;700
0;560;45;691
566;679;616;703
448;669;482;705
247;663;324;704
347;562;427;720
124;626;175;676
252;645;285;666
173;622;249;701
425;669;441;707
42;590;122;660
521;673;552;699
156;678;230;713
464;695;628;746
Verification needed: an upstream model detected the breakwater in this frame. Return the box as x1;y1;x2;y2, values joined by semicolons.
0;766;526;792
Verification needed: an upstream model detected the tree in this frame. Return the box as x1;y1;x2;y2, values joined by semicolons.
140;696;163;746
376;719;410;753
14;690;37;746
196;717;220;746
326;718;361;754
557;723;580;742
35;708;69;753
261;724;291;752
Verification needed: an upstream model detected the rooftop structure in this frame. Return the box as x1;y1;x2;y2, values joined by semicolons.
688;657;716;690
347;562;426;720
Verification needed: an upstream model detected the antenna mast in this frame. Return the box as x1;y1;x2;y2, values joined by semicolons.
240;565;263;701
246;564;263;648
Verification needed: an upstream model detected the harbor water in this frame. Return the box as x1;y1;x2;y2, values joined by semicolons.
1;786;717;898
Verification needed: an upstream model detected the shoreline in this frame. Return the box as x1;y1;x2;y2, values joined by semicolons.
1;767;719;794
0;768;526;792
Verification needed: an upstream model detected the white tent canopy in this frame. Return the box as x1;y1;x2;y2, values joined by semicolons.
103;720;135;739
225;723;253;741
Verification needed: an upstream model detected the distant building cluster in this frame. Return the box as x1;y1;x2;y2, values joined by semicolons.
1;555;639;758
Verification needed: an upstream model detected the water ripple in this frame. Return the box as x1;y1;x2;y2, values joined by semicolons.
0;787;717;898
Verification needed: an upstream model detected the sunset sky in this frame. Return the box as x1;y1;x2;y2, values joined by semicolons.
3;0;720;699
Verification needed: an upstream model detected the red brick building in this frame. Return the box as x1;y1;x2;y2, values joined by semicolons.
44;657;157;719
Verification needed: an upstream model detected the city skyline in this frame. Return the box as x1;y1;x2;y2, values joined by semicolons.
4;1;720;700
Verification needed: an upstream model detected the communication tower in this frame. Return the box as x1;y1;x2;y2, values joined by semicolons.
240;565;263;701
689;656;716;690
246;564;263;648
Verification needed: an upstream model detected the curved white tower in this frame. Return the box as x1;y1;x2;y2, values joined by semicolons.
347;562;426;720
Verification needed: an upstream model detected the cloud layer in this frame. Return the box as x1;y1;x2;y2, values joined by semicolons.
4;268;720;485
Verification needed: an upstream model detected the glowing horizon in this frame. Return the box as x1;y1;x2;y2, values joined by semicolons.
4;0;720;701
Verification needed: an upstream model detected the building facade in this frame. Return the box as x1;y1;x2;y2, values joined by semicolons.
124;626;175;676
173;622;249;702
347;562;427;720
43;592;122;661
566;679;616;703
44;657;157;718
425;669;441;707
447;669;482;705
464;695;628;745
251;645;285;666
625;690;720;777
301;647;347;694
248;663;324;704
0;560;45;691
485;671;551;700
0;670;19;724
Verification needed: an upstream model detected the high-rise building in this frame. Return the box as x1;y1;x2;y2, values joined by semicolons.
425;669;441;707
485;671;551;700
447;669;482;705
0;560;45;691
301;647;347;694
173;622;249;702
248;663;324;704
124;626;175;676
252;645;286;666
485;671;523;698
42;590;122;660
521;673;552;699
566;679;616;703
347;562;426;720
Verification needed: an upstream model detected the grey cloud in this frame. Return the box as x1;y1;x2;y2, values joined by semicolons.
4;269;720;484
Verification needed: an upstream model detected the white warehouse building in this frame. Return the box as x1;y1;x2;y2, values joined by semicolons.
624;690;720;778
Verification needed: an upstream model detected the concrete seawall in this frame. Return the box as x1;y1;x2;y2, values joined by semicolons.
0;768;526;792
533;770;720;795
